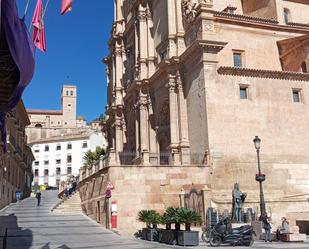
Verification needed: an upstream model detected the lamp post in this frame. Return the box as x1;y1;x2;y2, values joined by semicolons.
253;136;266;216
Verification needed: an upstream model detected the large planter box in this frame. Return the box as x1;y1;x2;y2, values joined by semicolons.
177;231;199;246
159;229;178;245
141;228;158;241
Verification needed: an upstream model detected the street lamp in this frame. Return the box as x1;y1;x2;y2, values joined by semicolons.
253;136;266;216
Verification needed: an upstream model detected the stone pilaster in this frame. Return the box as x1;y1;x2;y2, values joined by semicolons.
135;106;140;159
175;0;186;56
167;75;180;165
177;74;191;165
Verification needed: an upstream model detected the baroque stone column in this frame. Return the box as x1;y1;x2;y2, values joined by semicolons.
114;116;123;164
167;75;180;165
148;99;158;165
137;3;148;80
114;41;124;107
146;4;155;77
138;89;150;165
167;0;177;57
177;73;190;165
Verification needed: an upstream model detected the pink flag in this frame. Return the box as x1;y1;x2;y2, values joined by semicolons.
61;0;73;15
32;0;46;52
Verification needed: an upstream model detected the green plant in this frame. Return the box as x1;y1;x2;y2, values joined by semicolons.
138;210;161;228
83;150;96;167
176;207;202;231
83;147;106;167
164;207;181;230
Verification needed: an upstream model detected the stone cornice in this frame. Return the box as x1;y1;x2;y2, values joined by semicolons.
217;67;309;82
214;11;278;25
213;11;309;34
180;40;227;61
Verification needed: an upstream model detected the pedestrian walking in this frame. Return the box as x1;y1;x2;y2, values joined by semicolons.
15;187;22;202
36;191;42;206
260;212;272;242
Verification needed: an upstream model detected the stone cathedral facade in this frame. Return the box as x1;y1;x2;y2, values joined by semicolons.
80;0;309;235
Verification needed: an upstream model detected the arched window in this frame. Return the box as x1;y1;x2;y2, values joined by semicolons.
35;123;42;128
301;61;307;73
284;8;291;24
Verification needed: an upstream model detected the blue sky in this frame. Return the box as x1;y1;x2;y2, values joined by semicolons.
16;0;113;122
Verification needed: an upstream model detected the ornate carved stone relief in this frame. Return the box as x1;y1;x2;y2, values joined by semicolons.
181;0;213;25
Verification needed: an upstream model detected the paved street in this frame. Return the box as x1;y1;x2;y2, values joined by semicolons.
0;190;308;249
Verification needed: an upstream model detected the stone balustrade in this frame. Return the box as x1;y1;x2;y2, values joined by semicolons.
79;155;109;181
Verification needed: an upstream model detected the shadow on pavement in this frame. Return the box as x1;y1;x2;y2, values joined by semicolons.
0;214;71;249
0;213;32;249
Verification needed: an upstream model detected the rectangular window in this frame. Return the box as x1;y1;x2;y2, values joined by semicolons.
44;145;49;152
34;169;39;176
56;168;61;175
34;149;40;153
56;145;61;151
67;167;72;175
240;86;248;99
82;142;88;148
44;169;49;176
233;52;243;68
67;143;72;150
34;161;39;166
293;89;301;103
56;159;61;164
67;155;72;163
44;160;49;165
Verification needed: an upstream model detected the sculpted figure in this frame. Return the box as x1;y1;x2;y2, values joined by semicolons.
181;0;198;23
232;183;246;223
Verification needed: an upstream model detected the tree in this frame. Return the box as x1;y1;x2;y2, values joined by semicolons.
82;146;106;168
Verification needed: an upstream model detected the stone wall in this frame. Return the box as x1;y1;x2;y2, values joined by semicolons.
78;164;210;235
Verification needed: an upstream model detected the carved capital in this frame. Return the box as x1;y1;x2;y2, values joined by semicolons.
167;76;178;92
137;10;147;21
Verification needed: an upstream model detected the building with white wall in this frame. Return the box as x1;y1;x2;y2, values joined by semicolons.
30;132;106;187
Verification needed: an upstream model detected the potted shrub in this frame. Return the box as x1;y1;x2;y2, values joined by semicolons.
138;210;160;241
176;207;201;246
159;207;180;245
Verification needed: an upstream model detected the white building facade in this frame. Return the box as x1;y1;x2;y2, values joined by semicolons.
30;132;106;187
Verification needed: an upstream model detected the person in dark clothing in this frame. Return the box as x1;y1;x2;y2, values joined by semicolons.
260;212;272;242
36;192;42;206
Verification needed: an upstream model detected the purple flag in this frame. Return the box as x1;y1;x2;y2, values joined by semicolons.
0;0;35;151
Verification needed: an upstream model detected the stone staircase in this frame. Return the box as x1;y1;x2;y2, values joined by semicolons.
52;192;83;214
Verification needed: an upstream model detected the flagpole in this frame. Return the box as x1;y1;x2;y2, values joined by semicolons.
22;0;31;21
34;0;50;46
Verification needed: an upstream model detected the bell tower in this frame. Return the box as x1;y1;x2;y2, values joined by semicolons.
62;85;77;127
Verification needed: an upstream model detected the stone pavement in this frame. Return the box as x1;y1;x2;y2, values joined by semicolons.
0;190;308;249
